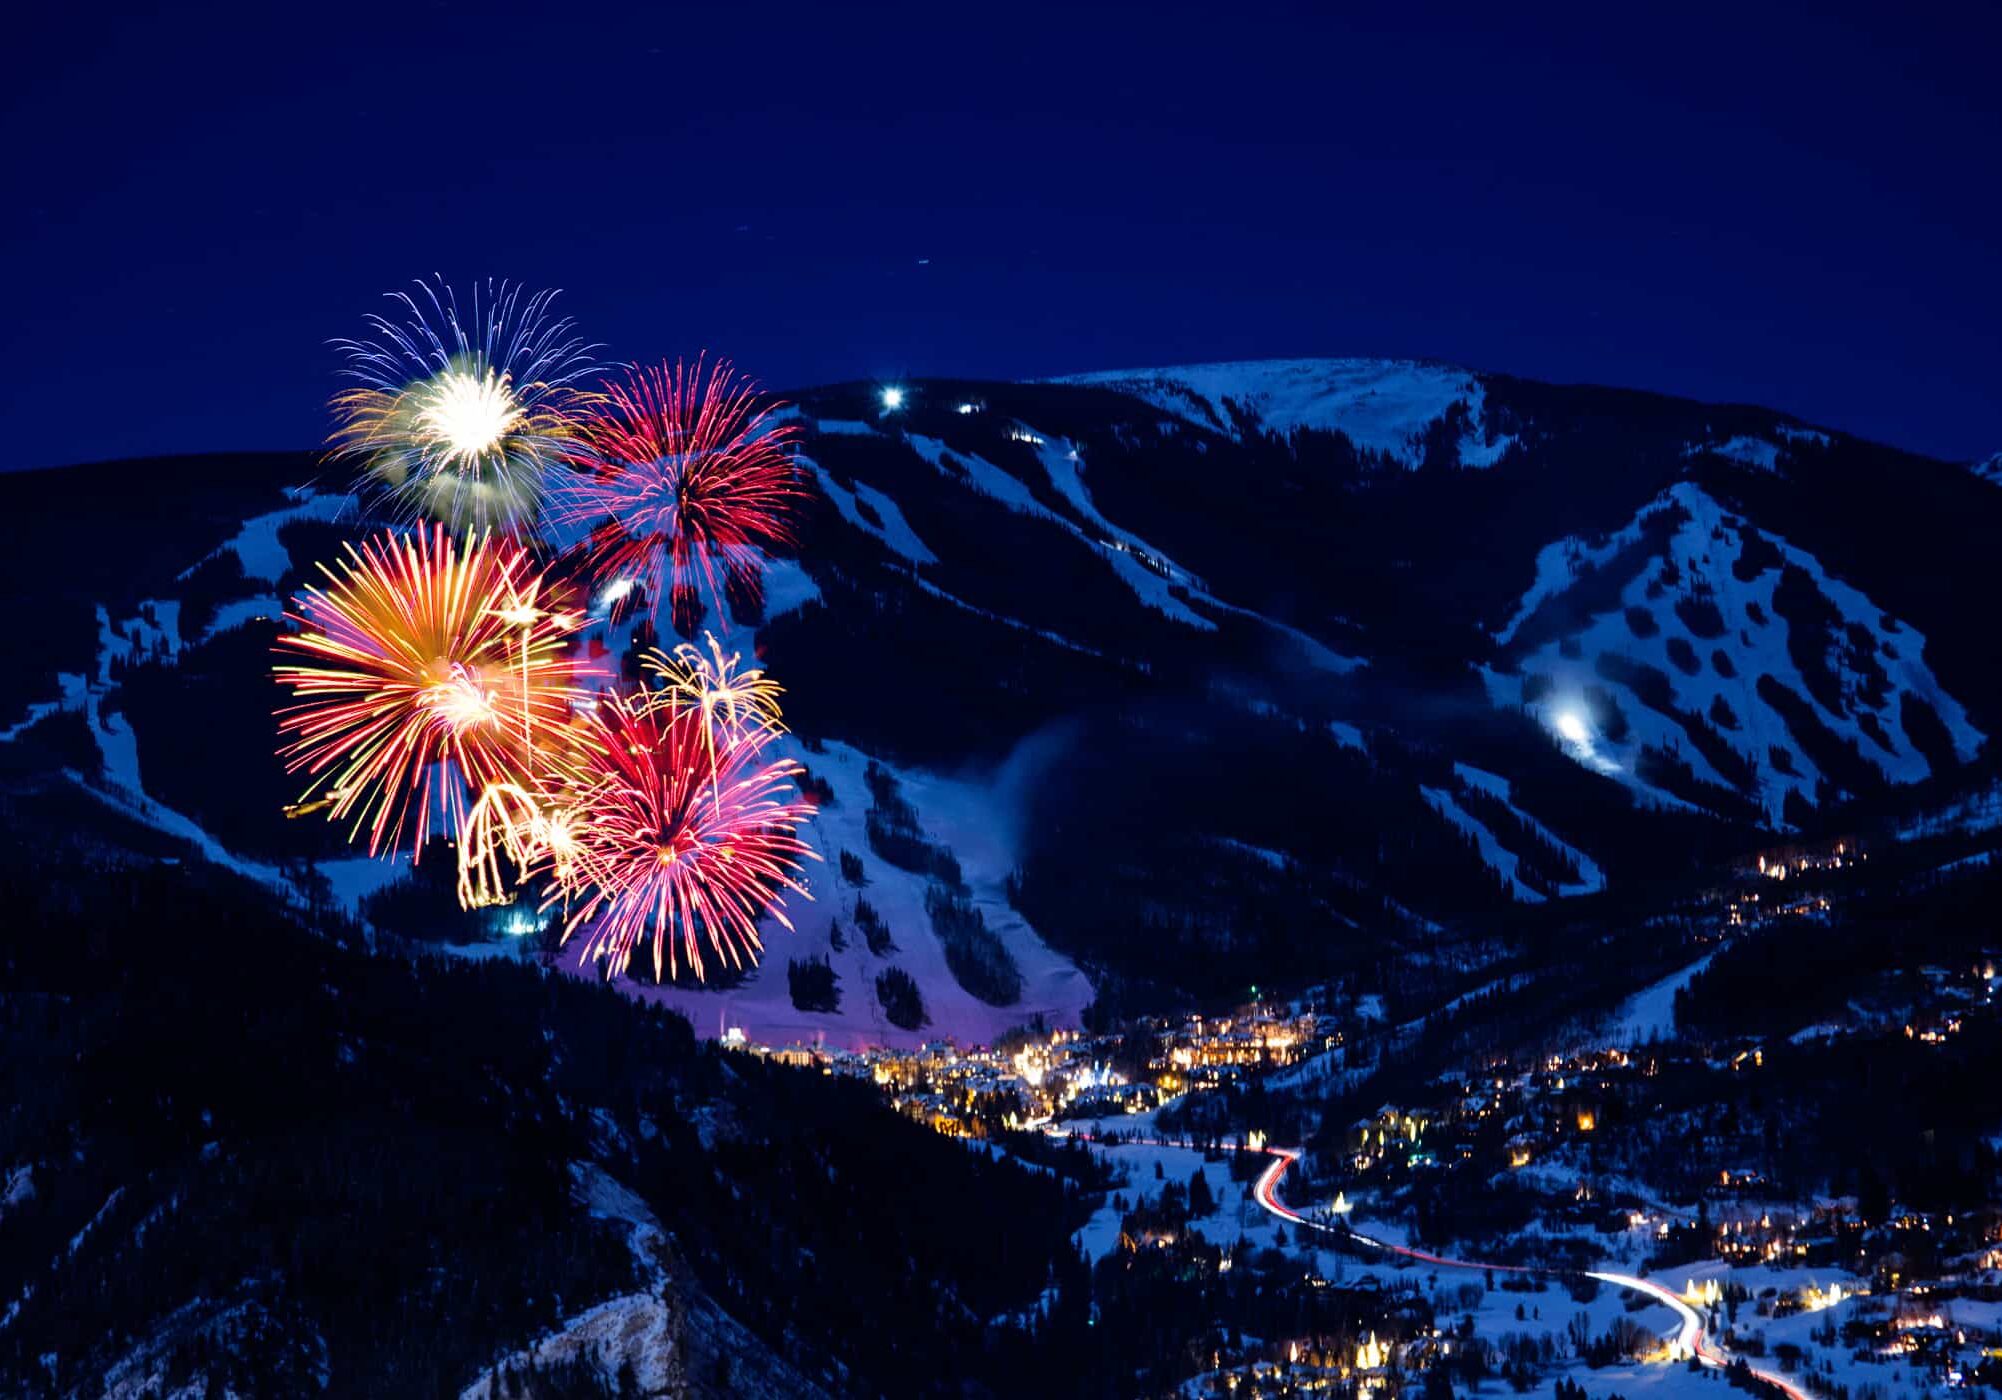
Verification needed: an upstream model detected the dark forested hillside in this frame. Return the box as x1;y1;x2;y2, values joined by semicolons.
0;828;1106;1396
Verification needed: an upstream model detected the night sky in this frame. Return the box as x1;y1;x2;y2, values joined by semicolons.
6;0;1997;472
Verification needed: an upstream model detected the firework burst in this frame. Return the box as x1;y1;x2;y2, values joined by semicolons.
644;632;785;743
558;358;805;623
531;687;815;982
332;278;598;533
274;524;593;859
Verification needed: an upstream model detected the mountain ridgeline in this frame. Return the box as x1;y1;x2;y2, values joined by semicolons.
4;360;1999;1022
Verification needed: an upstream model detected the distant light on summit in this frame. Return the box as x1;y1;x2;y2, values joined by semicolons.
880;386;905;412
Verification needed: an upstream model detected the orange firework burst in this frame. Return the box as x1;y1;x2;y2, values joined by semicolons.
558;357;806;622
528;687;815;981
274;524;593;860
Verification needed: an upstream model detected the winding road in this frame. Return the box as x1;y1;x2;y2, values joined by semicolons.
1241;1144;1813;1400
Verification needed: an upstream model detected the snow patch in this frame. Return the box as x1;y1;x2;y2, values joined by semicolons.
810;459;938;565
1328;721;1366;751
759;557;821;622
0;1166;32;1223
1420;785;1547;904
1689;435;1782;472
196;488;350;585
317;855;408;913
1451;763;1605;895
0;672;88;741
203;595;283;640
907;433;1217;631
1898;780;2002;840
1600;950;1716;1047
1048;358;1509;469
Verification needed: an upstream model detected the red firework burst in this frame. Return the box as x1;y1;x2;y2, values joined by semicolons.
559;358;805;622
273;524;593;859
537;688;815;981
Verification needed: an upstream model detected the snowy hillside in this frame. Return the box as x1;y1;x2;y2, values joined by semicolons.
1422;762;1607;903
2;469;1092;1050
1486;482;1982;824
1682;423;1829;474
586;738;1094;1051
10;357;2002;1029
1048;357;1512;467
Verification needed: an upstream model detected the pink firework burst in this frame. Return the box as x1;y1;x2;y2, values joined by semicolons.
559;358;805;624
539;687;815;982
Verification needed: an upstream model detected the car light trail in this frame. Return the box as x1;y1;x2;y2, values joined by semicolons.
1246;1141;1809;1400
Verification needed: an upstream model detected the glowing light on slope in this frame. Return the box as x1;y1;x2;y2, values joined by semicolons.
1555;708;1590;745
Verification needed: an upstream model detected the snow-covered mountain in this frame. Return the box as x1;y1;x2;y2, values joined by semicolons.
1486;481;1980;824
5;357;1999;1026
1047;357;1513;467
10;360;2001;1400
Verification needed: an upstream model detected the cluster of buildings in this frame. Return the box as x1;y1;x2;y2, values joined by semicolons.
720;1031;1059;1135
1733;836;1865;882
1717;835;1863;928
1337;1047;1640;1180
1149;1008;1329;1095
1183;1331;1412;1399
720;1001;1333;1140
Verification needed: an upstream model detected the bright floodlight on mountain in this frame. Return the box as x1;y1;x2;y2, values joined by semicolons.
330;278;599;535
1554;708;1591;745
881;386;906;412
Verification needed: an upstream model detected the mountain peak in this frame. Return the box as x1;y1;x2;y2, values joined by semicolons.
1041;356;1508;467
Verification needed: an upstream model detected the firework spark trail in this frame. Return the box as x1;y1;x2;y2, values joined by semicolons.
556;357;805;624
453;697;607;910
273;524;593;861
457;779;594;911
641;630;787;797
643;632;785;733
524;688;816;982
331;277;599;534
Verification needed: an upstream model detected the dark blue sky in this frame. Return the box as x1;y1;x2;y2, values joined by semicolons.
6;0;1997;471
